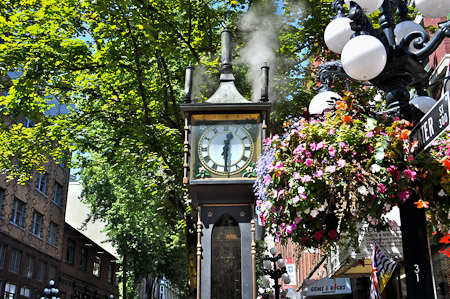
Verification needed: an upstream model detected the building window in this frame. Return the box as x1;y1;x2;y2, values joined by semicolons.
93;255;101;277
0;243;7;269
24;117;35;128
4;283;17;299
36;260;46;282
8;249;22;274
11;199;25;227
36;173;48;195
47;222;58;247
19;287;30;299
108;263;115;284
66;239;75;265
52;182;63;206
48;264;57;281
23;255;35;278
79;247;88;271
0;188;4;215
31;211;43;238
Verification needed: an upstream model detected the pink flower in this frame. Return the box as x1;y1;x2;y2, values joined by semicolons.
338;142;346;148
403;167;417;181
264;137;272;145
328;145;336;157
328;128;335;135
264;174;271;185
305;158;313;166
399;189;412;202
378;183;387;193
310;142;317;150
366;131;374;138
286;225;294;234
314;170;324;178
301;175;312;183
294;217;302;224
292;195;300;204
326;165;336;173
337;159;347;167
317;141;325;150
293;172;301;180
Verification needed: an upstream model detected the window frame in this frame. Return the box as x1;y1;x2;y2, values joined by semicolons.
11;199;25;228
31;211;43;238
0;188;4;216
108;263;115;284
4;282;17;299
47;221;59;247
93;255;101;278
19;287;31;299
36;260;46;282
66;239;75;265
0;243;7;269
79;247;88;271
36;173;48;196
48;264;57;281
8;248;22;274
23;255;35;279
52;182;63;206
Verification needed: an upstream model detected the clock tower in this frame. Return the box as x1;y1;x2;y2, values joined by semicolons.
181;28;271;299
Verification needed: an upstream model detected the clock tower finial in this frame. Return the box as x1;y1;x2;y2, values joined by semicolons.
221;26;233;76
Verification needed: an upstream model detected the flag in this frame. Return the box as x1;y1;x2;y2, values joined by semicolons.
370;241;397;297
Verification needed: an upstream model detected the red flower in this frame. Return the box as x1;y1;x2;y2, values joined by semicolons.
314;230;324;241
439;248;450;258
443;159;450;170
439;233;450;244
328;230;338;239
341;115;352;124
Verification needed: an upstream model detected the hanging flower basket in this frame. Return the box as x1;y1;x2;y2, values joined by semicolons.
254;94;450;249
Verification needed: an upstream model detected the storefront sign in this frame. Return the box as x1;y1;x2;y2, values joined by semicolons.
303;278;351;296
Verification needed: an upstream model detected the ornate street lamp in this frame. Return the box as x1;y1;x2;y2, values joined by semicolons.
312;0;450;298
40;280;61;299
261;248;290;299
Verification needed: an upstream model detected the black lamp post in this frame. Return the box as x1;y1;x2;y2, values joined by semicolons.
261;248;290;299
40;280;61;299
311;0;450;298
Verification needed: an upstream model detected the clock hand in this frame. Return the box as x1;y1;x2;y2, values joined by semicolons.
222;132;234;172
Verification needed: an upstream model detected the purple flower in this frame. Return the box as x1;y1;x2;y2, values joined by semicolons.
399;189;412;202
366;131;374;138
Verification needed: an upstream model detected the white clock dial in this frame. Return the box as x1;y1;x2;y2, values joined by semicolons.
198;124;254;175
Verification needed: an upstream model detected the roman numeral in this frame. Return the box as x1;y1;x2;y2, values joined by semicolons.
245;146;251;151
242;135;248;140
242;156;248;162
204;156;210;163
212;163;218;170
202;147;207;152
223;125;229;131
213;127;218;134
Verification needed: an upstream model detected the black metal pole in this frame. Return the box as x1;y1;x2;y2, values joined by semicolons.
400;195;436;298
274;278;280;299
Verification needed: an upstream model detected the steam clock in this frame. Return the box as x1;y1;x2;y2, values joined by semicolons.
181;28;271;299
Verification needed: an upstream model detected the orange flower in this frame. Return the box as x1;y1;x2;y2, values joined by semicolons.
400;129;410;140
336;101;347;110
341;115;352;124
414;199;429;209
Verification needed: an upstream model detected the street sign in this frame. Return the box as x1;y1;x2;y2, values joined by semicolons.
409;91;450;157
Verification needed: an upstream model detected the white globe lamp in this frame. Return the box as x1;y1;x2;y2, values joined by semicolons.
324;17;354;54
394;20;426;53
344;0;384;14
263;260;272;270
341;35;387;81
309;91;341;115
262;275;271;286
415;0;450;19
410;96;436;114
277;258;286;268
269;247;277;255
282;273;291;284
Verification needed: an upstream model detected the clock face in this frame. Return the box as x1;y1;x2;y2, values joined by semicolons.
190;113;262;181
198;125;254;175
